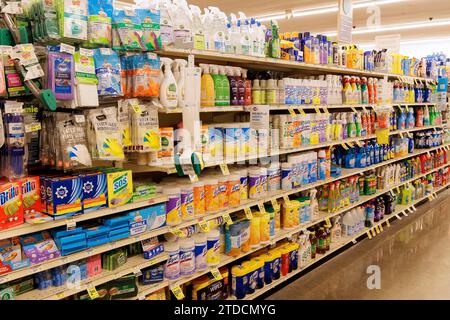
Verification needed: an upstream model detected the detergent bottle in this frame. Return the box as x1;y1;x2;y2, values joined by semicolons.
210;65;223;106
189;5;207;50
226;66;239;106
160;58;178;109
241;68;252;106
207;7;226;52
219;66;230;106
238;12;251;55
200;64;215;107
174;59;187;108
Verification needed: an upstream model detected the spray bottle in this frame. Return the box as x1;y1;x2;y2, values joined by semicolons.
189;5;207;50
174;59;187;108
226;66;239;106
160;58;178;109
238;12;251;55
229;14;240;54
200;64;215;107
207;7;226;52
210;65;223;106
241;68;252;106
219;66;230;105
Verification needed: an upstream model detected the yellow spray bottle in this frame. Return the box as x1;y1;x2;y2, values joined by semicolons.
200;64;215;107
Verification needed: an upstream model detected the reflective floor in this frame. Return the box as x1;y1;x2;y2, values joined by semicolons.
267;189;450;300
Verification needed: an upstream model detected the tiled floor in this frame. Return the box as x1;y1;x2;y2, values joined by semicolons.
267;189;450;300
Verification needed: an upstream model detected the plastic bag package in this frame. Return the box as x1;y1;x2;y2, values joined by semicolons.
93;48;122;96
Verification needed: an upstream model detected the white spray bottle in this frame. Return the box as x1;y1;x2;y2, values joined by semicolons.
174;59;188;108
160;58;178;110
189;5;206;50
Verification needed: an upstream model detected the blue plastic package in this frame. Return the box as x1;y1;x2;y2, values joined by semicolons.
93;48;122;96
87;0;113;46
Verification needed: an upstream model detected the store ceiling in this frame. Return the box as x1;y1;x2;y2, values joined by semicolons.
188;0;450;44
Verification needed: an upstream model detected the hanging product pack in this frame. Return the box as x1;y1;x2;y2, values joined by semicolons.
93;48;122;96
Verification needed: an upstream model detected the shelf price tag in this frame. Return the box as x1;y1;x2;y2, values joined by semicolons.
188;174;199;182
325;218;332;228
389;190;395;197
133;267;143;277
244;207;253;220
323;107;329;114
411;205;417;212
170;284;185;300
396;187;400;193
403;211;409;217
427;194;434;202
198;219;210;233
25;123;42;133
66;219;76;230
351;239;357;244
210;268;223;281
219;163;230;176
170;228;187;238
257;202;266;214
288;108;297;117
395;214;402;220
87;285;99;300
379;224;384;232
55;292;65;300
370;229;377;237
314;106;321;114
366;231;373;240
355;141;363;147
222;213;233;225
350;106;357;113
271;199;280;210
341;143;349;150
283;195;292;207
297;108;306;115
386;219;391;227
375;225;381;234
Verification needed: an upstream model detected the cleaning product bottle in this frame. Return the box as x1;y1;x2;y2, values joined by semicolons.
210;65;223;106
278;79;285;105
219;66;230;106
207;7;225;52
189;5;207;50
226;66;239;106
237;12;252;55
252;79;262;104
200;64;215;107
160;58;178;110
229;13;240;54
361;77;369;104
266;79;277;105
347;113;356;138
241;68;252;106
269;20;281;59
174;59;187;108
260;79;267;104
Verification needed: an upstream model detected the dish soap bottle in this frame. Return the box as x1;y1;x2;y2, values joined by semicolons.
200;64;215;107
160;57;178;110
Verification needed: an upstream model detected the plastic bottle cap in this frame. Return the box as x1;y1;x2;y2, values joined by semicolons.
164;241;180;252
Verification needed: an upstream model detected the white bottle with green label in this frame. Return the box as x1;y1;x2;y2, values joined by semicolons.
160;57;178;110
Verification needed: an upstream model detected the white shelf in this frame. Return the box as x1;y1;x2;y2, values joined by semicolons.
0;195;168;241
157;48;434;82
230;182;450;300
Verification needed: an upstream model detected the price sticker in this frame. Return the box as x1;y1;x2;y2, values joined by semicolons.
297;108;306;115
189;174;199;182
131;103;142;114
283;195;291;207
198;219;210;232
133;267;142;277
325;218;332;228
403;211;409;217
75;114;86;123
258;202;266;214
350;106;357;113
407;208;414;214
395;214;402;220
210;268;223;281
341;143;349;150
170;285;185;300
244;207;253;220
79;48;94;57
60;43;75;55
170;228;187;238
288;108;297;117
371;229;376;237
219;163;230;176
428;195;434;202
66;219;76;230
314;106;321;114
87;248;94;256
138;295;146;300
362;106;368;112
346;142;354;148
271;199;280;210
375;225;381;234
351;239;357;244
55;292;65;300
386;219;391;227
323;107;330;114
379;224;384;232
87;285;99;300
109;241;117;249
411;205;417;212
366;231;373;240
396;187;400;193
222;213;233;225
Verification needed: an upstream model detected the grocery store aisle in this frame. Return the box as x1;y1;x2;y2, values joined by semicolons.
267;189;450;300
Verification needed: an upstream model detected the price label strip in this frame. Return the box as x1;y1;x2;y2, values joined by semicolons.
366;231;373;240
371;229;377;237
375;225;381;234
170;285;185;300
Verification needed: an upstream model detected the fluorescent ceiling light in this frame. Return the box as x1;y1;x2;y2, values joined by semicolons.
323;19;450;37
256;0;404;21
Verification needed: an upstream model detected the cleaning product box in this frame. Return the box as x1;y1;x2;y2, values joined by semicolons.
127;203;166;235
108;274;138;300
81;172;107;212
0;181;24;231
85;225;110;247
52;228;87;256
140;264;164;285
0;238;30;275
87;254;102;278
45;176;83;219
104;169;133;207
102;215;130;241
18;176;41;217
191;267;229;300
20;231;60;264
141;236;164;260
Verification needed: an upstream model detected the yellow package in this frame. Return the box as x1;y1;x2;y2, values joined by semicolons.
106;170;133;207
249;215;261;248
